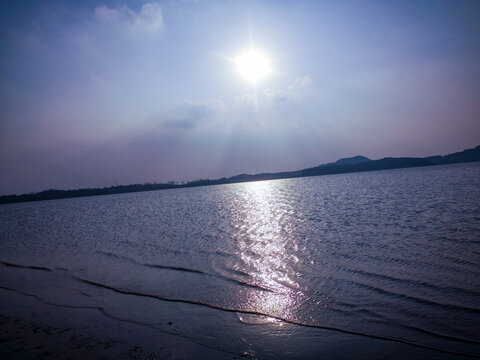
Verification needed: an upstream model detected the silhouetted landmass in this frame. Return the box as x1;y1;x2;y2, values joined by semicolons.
334;155;371;165
1;145;479;204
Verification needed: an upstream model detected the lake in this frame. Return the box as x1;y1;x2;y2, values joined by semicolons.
1;162;479;359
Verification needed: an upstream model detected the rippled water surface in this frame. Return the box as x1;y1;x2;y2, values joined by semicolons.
1;163;480;358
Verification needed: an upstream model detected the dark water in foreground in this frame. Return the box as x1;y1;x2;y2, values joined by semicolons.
1;163;479;358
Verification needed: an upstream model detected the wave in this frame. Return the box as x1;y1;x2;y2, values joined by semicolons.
320;296;480;345
0;261;53;272
96;250;274;293
144;264;205;274
97;250;205;274
338;265;480;300
332;276;480;315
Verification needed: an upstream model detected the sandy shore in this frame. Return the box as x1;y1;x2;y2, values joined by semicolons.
0;262;475;360
2;285;468;360
0;288;231;360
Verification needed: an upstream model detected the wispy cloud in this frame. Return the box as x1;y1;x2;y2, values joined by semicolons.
162;101;222;129
289;75;313;89
94;2;163;35
237;75;313;108
267;75;313;104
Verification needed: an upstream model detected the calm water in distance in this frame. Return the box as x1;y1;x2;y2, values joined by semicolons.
1;162;479;358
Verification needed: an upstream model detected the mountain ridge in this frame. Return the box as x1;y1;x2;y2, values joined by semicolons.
1;145;479;204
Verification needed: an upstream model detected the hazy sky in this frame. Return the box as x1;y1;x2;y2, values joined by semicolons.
1;0;479;194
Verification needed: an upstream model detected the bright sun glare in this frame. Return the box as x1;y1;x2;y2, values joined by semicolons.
235;48;272;83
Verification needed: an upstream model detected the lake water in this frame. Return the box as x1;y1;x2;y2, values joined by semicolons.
1;163;479;359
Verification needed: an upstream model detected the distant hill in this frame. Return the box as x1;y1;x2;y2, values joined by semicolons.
334;155;371;165
317;155;371;167
1;145;479;204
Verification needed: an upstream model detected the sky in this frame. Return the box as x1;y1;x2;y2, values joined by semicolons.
1;0;479;195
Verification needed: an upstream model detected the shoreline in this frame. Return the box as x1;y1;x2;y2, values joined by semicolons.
1;283;475;360
1;146;479;204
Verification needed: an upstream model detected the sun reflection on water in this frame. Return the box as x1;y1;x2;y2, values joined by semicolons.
229;180;304;322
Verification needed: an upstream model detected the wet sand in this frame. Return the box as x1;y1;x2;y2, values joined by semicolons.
1;285;468;360
0;288;228;360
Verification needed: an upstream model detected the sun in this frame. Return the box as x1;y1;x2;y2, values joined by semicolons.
235;48;272;83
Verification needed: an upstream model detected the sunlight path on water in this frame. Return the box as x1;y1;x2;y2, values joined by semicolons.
226;180;306;323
